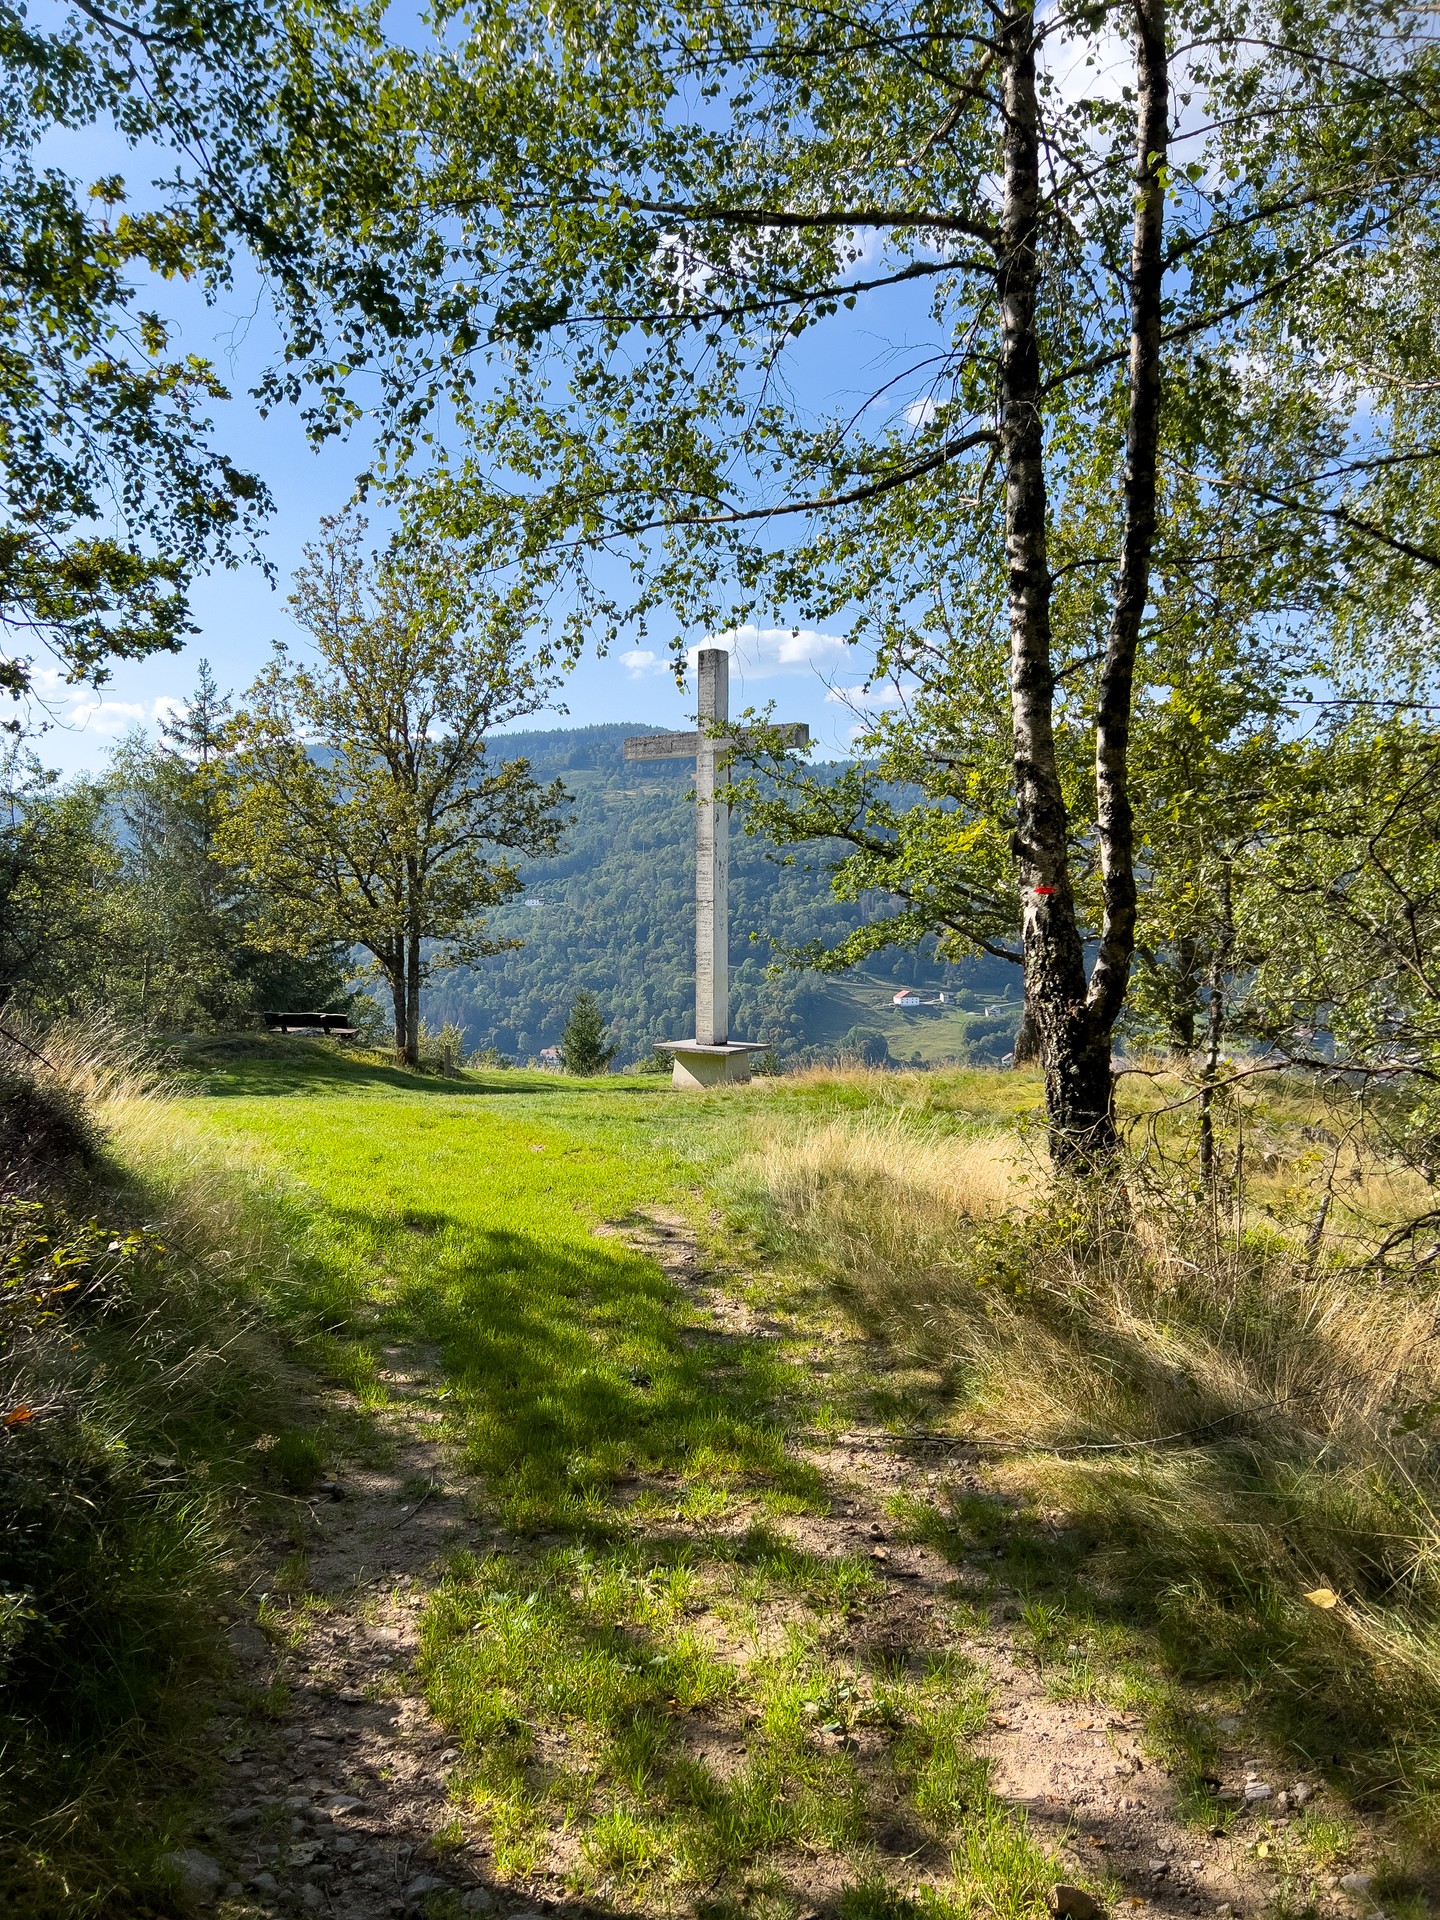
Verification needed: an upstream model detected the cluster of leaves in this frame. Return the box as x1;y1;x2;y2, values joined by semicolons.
4;1;249;698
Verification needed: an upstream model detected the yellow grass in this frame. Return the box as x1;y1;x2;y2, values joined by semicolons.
734;1098;1440;1839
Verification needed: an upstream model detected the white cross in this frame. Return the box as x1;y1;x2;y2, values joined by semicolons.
624;647;807;1082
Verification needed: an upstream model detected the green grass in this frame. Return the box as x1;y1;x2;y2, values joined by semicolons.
156;1040;1070;1914
21;1031;1425;1913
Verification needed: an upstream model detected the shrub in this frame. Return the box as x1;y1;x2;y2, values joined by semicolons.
840;1026;890;1068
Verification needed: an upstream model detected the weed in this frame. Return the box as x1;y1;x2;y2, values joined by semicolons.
268;1427;325;1492
274;1549;310;1596
840;1878;926;1920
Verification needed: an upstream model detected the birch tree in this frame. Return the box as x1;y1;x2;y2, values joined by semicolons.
261;0;1439;1160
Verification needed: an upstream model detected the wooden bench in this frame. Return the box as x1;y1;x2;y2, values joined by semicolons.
262;1011;361;1040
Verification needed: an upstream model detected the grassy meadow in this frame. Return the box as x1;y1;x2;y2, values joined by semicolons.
4;1031;1440;1915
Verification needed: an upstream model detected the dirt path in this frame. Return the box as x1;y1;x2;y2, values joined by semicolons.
196;1215;1351;1920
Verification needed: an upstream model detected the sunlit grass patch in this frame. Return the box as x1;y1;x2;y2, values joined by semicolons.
949;1799;1067;1920
418;1547;942;1899
880;1651;992;1835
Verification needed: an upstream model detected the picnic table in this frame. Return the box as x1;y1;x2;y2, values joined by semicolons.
262;1011;360;1040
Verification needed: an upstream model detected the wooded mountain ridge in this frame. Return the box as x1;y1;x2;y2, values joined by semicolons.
421;725;1014;1064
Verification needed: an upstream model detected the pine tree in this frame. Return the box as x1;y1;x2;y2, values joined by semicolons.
559;991;616;1076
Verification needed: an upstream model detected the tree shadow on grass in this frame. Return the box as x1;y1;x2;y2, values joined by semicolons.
348;1214;828;1533
178;1036;674;1103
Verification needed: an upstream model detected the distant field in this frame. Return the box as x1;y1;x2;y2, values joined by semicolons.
803;968;1020;1064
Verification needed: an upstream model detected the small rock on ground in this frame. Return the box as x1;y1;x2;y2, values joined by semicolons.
1049;1884;1105;1920
160;1849;224;1904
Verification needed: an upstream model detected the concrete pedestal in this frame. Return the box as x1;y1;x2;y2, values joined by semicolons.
661;1042;768;1089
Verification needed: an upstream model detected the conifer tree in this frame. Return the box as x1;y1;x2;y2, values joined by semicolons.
559;991;616;1076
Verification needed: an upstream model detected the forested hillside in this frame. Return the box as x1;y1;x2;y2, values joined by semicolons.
421;725;1013;1063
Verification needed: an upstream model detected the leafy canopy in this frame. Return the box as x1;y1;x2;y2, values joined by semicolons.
0;0;392;710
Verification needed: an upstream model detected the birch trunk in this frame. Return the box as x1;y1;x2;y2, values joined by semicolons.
998;0;1169;1168
999;2;1103;1162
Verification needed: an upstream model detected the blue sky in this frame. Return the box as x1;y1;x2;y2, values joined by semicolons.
27;290;878;775
24;152;900;779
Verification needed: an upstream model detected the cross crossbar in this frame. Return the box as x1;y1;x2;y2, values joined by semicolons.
623;723;808;762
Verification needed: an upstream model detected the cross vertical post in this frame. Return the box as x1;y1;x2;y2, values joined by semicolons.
623;653;808;1086
694;647;728;1047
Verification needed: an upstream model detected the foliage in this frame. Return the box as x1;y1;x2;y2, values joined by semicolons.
264;0;1440;1155
840;1026;890;1068
0;0;392;709
0;744;110;1013
1235;720;1440;1258
0;669;351;1031
103;695;351;1031
222;515;566;1065
559;989;617;1076
958;1011;1015;1068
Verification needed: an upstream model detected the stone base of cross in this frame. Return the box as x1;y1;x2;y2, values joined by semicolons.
624;647;808;1088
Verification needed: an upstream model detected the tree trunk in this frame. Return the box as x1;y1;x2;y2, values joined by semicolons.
998;0;1168;1170
404;917;422;1069
1088;0;1168;1040
1198;862;1233;1181
1013;1001;1042;1066
998;3;1106;1164
390;953;408;1059
1168;934;1199;1056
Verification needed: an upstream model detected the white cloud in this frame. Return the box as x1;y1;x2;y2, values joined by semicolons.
1039;17;1131;111
66;699;150;735
619;646;666;677
904;395;939;427
826;679;905;708
689;624;849;678
23;665;182;739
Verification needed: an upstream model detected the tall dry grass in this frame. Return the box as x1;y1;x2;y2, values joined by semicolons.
0;1022;310;1912
734;1101;1440;1835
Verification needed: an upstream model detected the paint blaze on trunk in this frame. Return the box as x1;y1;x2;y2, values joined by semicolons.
1000;0;1168;1166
